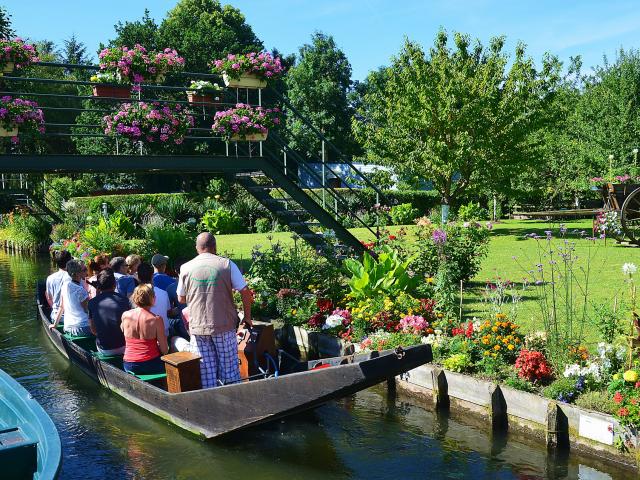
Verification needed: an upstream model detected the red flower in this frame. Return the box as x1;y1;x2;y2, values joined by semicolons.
635;381;640;389
307;312;325;328
451;327;464;336
515;349;553;383
465;321;474;338
316;298;333;313
388;235;397;241
618;407;630;417
631;398;638;405
614;391;624;404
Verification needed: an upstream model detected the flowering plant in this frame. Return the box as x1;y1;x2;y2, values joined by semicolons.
0;96;45;143
103;102;194;145
211;52;284;80
596;211;622;238
50;235;97;263
359;330;423;352
95;45;184;85
515;349;553;383
0;38;39;70
473;314;523;362
187;80;221;92
608;371;640;427
211;103;281;140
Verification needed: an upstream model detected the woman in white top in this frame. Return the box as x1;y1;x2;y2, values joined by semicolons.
50;259;92;336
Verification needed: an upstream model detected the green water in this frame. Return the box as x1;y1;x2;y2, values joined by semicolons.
0;251;633;479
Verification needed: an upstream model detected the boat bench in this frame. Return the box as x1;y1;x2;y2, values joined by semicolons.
0;426;37;478
130;372;168;389
91;351;124;368
62;333;96;352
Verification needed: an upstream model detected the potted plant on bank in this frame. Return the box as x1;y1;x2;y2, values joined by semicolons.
103;102;194;146
92;45;185;98
0;38;39;75
211;103;281;142
211;52;284;89
0;96;45;142
186;80;222;105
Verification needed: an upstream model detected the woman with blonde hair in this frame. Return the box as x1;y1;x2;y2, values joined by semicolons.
125;254;142;281
121;284;168;375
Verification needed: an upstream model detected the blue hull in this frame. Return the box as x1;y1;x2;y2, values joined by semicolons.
0;368;61;479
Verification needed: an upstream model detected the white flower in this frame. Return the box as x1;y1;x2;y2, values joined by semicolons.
563;364;581;378
623;263;637;276
323;315;343;330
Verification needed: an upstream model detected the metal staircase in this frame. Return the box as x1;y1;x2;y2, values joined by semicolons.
0;174;63;223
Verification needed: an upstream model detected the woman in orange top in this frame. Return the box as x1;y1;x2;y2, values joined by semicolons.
121;284;168;375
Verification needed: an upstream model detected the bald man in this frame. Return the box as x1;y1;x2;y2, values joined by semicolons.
177;232;252;388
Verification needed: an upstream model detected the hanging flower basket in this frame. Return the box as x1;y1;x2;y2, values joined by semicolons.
92;84;132;99
211;103;281;142
0;96;45;143
185;80;222;105
0;38;38;76
212;52;284;89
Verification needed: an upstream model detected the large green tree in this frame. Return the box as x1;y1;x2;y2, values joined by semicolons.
0;5;14;39
157;0;262;72
353;31;561;206
108;9;160;51
285;32;358;159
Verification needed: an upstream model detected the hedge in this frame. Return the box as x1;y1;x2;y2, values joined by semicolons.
69;193;207;215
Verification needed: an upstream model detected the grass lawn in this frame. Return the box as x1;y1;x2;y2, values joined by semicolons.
217;219;640;344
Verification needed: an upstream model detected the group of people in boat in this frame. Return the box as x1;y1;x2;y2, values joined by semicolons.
45;232;253;388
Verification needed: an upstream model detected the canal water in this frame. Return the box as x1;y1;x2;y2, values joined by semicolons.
0;251;632;479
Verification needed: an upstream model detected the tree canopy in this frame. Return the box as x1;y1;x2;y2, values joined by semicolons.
354;30;561;206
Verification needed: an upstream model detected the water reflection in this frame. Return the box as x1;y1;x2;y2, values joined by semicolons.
0;251;631;479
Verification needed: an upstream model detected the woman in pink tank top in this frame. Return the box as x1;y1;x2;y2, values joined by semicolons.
121;284;169;375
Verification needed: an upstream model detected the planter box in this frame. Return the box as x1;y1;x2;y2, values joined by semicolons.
0;62;14;75
186;91;220;105
0;124;18;137
92;84;132;99
277;325;353;359
230;132;268;142
223;72;267;89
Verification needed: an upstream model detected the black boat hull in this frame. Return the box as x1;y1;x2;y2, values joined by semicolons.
36;282;431;439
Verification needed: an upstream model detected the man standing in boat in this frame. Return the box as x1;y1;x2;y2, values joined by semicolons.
46;250;72;323
177;232;253;388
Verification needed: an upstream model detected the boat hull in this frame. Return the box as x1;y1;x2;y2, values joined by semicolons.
36;281;431;439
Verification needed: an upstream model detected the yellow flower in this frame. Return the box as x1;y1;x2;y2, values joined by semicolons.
437;313;444;318
623;370;638;383
494;345;501;351
496;313;507;320
492;326;498;333
507;344;514;351
483;351;490;356
291;309;297;316
426;277;435;284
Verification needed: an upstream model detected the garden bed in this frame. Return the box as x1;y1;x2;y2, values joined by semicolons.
397;364;640;470
275;324;354;359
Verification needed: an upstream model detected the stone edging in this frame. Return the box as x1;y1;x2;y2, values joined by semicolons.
397;364;640;470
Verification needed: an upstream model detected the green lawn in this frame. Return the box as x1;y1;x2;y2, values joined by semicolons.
217;219;639;344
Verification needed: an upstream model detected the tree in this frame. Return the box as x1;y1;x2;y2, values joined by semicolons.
62;34;89;65
157;0;262;72
285;32;358;159
107;9;159;52
572;48;640;179
0;5;14;39
353;30;561;207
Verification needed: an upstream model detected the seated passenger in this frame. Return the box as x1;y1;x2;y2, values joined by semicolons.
110;256;136;298
151;254;174;291
126;254;142;281
88;268;128;356
137;262;172;339
87;254;110;299
46;250;72;322
121;284;168;375
50;259;92;336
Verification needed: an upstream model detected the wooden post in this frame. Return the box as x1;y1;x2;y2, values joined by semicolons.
490;385;507;431
431;367;449;410
545;402;568;451
161;352;202;393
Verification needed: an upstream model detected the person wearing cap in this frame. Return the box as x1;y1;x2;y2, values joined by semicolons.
151;254;174;291
88;268;128;355
50;259;92;336
177;232;253;388
110;256;136;298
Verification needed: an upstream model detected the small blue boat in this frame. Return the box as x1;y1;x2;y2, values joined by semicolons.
0;368;61;479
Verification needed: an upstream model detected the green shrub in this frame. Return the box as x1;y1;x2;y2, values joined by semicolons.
255;217;271;233
121;239;153;259
108;211;136;238
574;390;616;414
154;196;199;224
207;177;233;198
51;223;78;243
389;203;419;225
80;218;125;255
543;377;582;403
201;208;242;234
144;225;194;266
443;353;473;373
457;201;488;221
0;212;51;251
503;374;536;392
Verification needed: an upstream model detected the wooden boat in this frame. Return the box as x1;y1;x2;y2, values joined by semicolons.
36;281;431;439
0;367;61;479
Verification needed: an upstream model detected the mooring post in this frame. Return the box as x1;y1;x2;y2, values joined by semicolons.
431;367;449;410
490;385;508;431
546;402;568;451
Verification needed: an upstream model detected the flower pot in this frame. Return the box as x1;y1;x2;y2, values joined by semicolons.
223;72;267;89
155;73;166;84
0;124;18;137
92;84;132;99
0;62;14;75
230;132;268;142
186;91;219;105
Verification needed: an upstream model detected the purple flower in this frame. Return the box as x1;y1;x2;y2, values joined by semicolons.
432;229;447;245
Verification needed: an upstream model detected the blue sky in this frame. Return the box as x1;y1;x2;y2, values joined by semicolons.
7;0;640;79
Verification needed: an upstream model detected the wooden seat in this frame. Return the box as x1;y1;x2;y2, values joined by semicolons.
91;351;123;367
62;333;96;351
